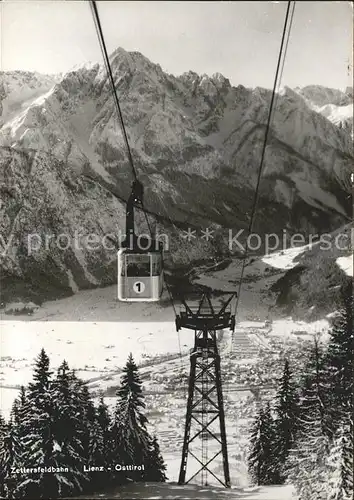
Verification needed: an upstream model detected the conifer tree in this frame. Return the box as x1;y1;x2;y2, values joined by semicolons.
0;420;24;498
144;435;167;482
51;360;88;496
0;413;5;455
81;385;98;462
95;397;112;467
16;348;58;499
326;417;353;500
324;282;353;435
88;397;113;490
16;385;29;420
71;375;113;492
285;337;330;497
297;337;328;436
286;284;353;499
324;282;353;499
0;390;29;497
0;412;5;438
11;386;29;466
113;353;151;482
111;402;129;485
286;428;330;500
248;407;264;486
71;377;97;460
96;397;112;456
248;402;279;485
274;359;298;481
0;413;6;497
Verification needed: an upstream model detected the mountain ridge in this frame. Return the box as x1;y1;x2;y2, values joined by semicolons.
0;48;352;304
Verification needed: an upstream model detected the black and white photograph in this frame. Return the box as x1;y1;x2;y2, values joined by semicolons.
0;1;353;499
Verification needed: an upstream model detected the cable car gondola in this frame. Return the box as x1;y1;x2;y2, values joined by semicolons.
89;2;164;302
117;179;164;301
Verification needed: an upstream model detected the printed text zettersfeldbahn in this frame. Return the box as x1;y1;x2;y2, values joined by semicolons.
11;466;69;474
11;464;145;474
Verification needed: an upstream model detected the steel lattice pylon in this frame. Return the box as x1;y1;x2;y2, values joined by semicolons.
175;292;236;488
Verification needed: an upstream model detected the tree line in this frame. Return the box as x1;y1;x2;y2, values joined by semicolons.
248;283;353;499
0;352;167;499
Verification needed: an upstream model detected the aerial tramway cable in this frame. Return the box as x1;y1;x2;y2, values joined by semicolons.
89;0;138;182
88;3;185;309
270;1;297;129
89;0;173;264
89;0;186;374
89;0;295;399
226;1;296;393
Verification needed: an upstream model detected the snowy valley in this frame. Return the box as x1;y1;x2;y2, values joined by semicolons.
1;241;352;497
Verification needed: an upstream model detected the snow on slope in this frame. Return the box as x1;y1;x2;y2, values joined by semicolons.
295;85;353;136
0;71;59;125
0;320;191;388
268;318;329;339
82;481;298;499
194;245;310;295
336;255;353;276
296;85;352;108
261;244;310;270
317;102;353;126
1;285;175;322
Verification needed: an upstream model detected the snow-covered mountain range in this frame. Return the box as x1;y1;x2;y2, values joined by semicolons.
0;48;352;304
296;85;353;134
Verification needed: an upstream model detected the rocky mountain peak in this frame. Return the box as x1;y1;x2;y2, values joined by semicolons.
297;85;352;107
0;47;352;304
109;48;164;79
211;72;231;89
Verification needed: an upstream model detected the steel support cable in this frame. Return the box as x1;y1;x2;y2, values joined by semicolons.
90;0;178;257
90;0;196;313
225;1;295;396
89;1;227;408
90;0;177;305
91;0;195;301
90;0;157;253
89;1;180;311
89;1;187;391
269;1;297;130
91;0;182;268
90;0;137;181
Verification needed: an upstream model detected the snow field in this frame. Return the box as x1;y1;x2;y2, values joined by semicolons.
261;244;311;270
0;320;191;388
0;299;329;490
84;481;298;499
336;255;353;276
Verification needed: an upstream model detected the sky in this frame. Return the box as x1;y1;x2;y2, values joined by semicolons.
0;1;353;90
